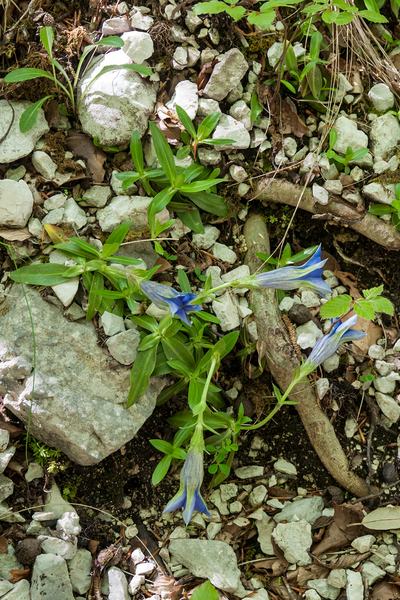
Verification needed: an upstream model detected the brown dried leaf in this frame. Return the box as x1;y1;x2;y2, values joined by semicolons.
253;558;288;576
312;503;365;556
371;581;400;600
8;568;30;583
268;487;297;499
0;228;31;242
0;536;8;554
154;256;173;273
88;539;100;555
271;97;309;138
286;564;330;587
0;422;24;438
313;551;371;569
66;131;106;183
334;269;361;299
348;311;382;354
196;59;219;91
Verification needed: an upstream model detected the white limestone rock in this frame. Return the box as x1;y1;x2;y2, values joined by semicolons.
97;195;169;233
106;328;141;365
369;114;400;159
0;180;33;228
272;520;312;565
32;151;58;180
212;292;240;331
333;116;368;156
167;80;199;120
211;114;251;150
203;49;248;101
0;100;49;164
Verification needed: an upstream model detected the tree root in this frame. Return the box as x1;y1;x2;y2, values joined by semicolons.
252;177;400;251
243;213;374;497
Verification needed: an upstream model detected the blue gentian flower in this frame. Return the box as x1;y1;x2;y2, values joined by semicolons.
303;315;366;372
249;245;332;297
140;280;203;325
163;447;210;525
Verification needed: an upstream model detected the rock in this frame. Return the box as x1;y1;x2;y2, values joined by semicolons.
135;561;156;575
0;475;13;503
40;535;77;560
97;195;169;233
192;226;220;249
167;80;198;120
31;553;74;600
1;285;167;465
212;292;240;331
0;447;15;474
275;496;324;525
198;147;221;166
78;50;157;147
374;376;397;394
234;465;264;478
363;182;395;205
274;458;297;475
333;116;368;155
121;31;153;63
130;11;154;30
368;344;385;359
304;591;322;600
102;16;131;35
312;184;329;205
370;114;400;159
51;279;79;307
229;100;252;130
221;265;250;288
81;186;112;208
42;208;64;225
375;392;400;422
0;546;23;579
249;485;268;506
308;579;340;599
323;354;340;373
0;581;13;597
1;580;30;600
0;430;9;452
220;483;238;502
110;171;137;196
296;320;323;349
0;502;25;523
44;193;67;211
0;180;33;228
345;417;358;438
107;567;130;600
268;42;305;68
316;378;330;399
207;522;222;540
211;114;251;150
361;561;385;586
198;98;221;117
203;49;248;101
351;534;375;553
346;570;363;600
327;569;346;588
25;462;43;483
324;180;343;195
106;329;141;365
0;100;49;163
57;512;81;536
230;165;248;183
288;303;311;324
272;520;312;565
256;512;275;555
169;539;241;593
62;198;87;230
211;242;237;264
65;303;86;321
301;290;321;308
32;151;57;180
209;489;229;515
68;549;92;594
125;524;139;538
129;574;145;594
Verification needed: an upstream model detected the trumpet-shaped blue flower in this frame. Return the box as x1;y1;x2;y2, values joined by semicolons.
163;447;210;524
140;280;202;325
247;245;332;297
303;315;366;373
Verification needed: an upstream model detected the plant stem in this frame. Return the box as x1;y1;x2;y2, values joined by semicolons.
241;377;300;431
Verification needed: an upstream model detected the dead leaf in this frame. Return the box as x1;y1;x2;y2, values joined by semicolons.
348;311;382;354
66;131;106;183
312;503;365;556
0;228;31;242
371;581;400;600
154;256;173;273
312;551;371;569
363;506;400;531
334;269;361;299
0;422;24;438
156;106;184;144
0;536;8;554
45;99;63;129
196;59;219;91
272;97;309;138
253;558;288;576
286;564;330;587
8;568;30;583
88;539;100;555
268;487;297;499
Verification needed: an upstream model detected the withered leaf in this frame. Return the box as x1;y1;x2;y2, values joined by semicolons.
312;551;371;569
286;564;330;587
363;506;400;531
371;581;400;600
0;228;32;242
8;568;30;583
0;536;7;554
196;59;219;91
253;558;288;576
0;422;24;438
66;131;106;183
268;487;297;499
88;539;100;555
270;95;309;138
312;503;365;556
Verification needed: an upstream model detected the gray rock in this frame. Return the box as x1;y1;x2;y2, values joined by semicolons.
324;180;343;195
374;376;397;394
1;580;29;600
229;100;252;130
327;569;346;588
0;100;49;163
272;520;312;565
167;80;198;120
249;485;268;506
207;522;222;540
31;553;74;600
361;561;385;586
274;459;297;475
316;378;330;399
268;42;305;68
81;186;112;208
51;279;79;307
308;579;340;599
32;151;57;180
78;50;157;147
42;483;75;520
62;198;87;229
25;462;44;483
375;360;396;376
212;292;240;331
333;116;368;155
0;447;15;475
0;581;13;596
121;31;153;64
0;475;13;503
0;180;33;228
304;591;322;600
375;392;400;422
64;303;86;321
106;328;141;365
230;165;248;182
369;114;400;159
110;171;137;196
198;147;221;166
129;574;145;594
234;465;264;478
42;208;64;225
211;242;237;264
312;184;329;205
67;549;92;594
296;320;323;350
256;512;275;555
130;11;154;30
220;483;238;502
57;512;81;536
169;539;241;593
97;195;169;233
288;303;311;324
100;311;125;336
275;496;324;525
1;285;167;465
40;535;77;560
5;165;26;181
0;502;25;523
363;182;395;205
211;114;251;150
323;354;340;373
351;534;375;553
193;226;220;249
198;98;221;117
203;49;248;101
0;430;9;452
345;570;363;600
44;193;67;211
368;344;386;359
301;290;321;308
102;17;131;36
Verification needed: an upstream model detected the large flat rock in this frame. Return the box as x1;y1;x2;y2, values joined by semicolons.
0;285;166;465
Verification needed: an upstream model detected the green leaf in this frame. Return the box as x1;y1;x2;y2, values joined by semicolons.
208;463;218;474
250;92;263;124
152;455;172;485
369;297;394;315
357;9;388;21
188;378;204;410
329;128;338;150
177;208;204;233
197;112;221;141
179;179;225;193
131;315;158;332
219;463;230;475
368;205;393;216
354;299;375;320
363;285;383;300
156;378;189;405
178;268;191;293
181;191;227;217
40;26;54;57
162;338;196;370
196;311;220;324
150;439;174;454
193;1;228;15
19;96;53;132
191;580;219;600
87;272;104;321
319;294;352;319
137;332;161;351
226;5;246;19
53;241;100;260
102;221;132;258
247;10;275;29
130;131;145;174
350;148;369;161
149;121;176;185
10;263;69;285
127;345;158;407
176;105;197;138
4;68;55;82
284;44;298;73
310;30;323;60
330;10;355;23
95;35;125;48
307;65;323;100
176;146;191;160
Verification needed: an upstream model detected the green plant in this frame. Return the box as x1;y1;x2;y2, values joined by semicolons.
368;182;400;230
175;105;235;160
3;27;151;132
320;284;394;320
30;437;62;467
324;129;369;173
115;125;229;249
